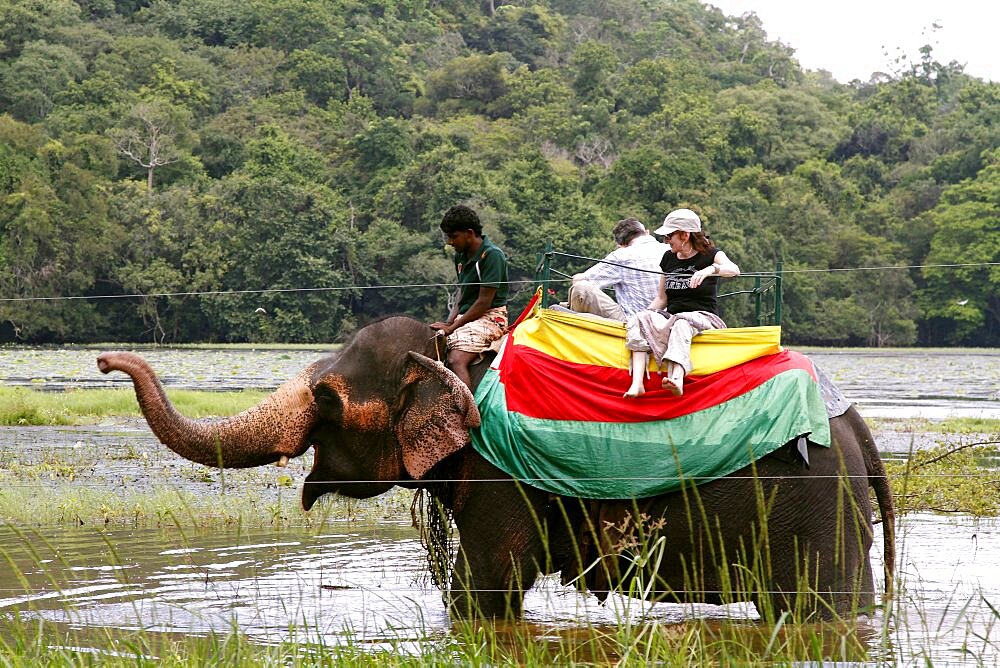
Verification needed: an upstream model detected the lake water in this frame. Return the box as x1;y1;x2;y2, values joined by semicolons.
0;345;998;663
0;515;996;665
805;349;1000;420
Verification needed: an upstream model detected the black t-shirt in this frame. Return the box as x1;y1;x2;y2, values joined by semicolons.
659;248;720;315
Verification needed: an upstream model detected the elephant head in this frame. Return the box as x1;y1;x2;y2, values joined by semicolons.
97;317;481;510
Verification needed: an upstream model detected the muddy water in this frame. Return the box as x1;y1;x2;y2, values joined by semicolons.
0;523;439;645
0;516;996;664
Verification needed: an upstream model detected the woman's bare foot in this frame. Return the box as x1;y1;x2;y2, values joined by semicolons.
623;383;645;398
661;375;683;396
624;350;649;398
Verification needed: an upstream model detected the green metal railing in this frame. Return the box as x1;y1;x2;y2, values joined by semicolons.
533;244;783;326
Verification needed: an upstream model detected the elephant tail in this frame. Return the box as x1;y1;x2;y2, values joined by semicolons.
851;406;896;600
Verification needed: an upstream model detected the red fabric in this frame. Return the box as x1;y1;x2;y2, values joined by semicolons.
498;344;816;423
510;291;541;329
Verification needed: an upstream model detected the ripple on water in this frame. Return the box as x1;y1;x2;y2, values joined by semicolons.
0;515;997;664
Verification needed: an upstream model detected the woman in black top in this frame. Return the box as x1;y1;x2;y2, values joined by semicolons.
623;209;740;398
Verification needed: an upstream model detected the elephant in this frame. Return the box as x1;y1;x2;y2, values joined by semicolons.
97;315;895;621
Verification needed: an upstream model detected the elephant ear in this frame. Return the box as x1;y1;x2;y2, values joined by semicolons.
395;352;481;480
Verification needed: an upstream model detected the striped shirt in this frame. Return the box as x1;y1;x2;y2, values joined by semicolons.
579;235;665;317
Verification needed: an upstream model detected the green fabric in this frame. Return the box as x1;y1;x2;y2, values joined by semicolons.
454;235;508;311
471;368;831;499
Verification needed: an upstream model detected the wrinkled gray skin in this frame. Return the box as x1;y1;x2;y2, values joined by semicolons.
98;316;895;620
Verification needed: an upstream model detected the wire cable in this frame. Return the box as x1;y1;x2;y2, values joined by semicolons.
0;261;995;303
1;470;997;490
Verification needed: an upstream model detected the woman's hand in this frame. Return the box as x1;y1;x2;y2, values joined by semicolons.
689;265;717;288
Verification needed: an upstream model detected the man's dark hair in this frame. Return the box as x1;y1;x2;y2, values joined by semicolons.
440;205;482;236
612;217;645;246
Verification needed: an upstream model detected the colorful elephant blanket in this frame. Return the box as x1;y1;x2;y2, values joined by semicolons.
470;305;831;499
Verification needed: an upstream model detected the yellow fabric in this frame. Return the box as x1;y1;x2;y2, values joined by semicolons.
513;307;782;375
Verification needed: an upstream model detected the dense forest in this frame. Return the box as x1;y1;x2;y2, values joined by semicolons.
0;0;997;346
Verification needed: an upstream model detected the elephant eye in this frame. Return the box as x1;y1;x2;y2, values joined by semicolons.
313;384;344;422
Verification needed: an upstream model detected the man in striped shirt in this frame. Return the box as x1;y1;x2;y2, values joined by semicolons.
568;217;665;320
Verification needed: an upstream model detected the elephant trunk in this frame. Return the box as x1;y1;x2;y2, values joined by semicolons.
97;352;318;469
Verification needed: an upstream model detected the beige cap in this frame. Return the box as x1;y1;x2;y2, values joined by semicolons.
654;208;701;236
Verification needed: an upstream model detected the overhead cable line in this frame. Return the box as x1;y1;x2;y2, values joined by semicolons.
0;262;996;304
1;471;996;489
552;251;999;276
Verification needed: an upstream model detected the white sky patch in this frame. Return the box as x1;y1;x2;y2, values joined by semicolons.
708;0;999;83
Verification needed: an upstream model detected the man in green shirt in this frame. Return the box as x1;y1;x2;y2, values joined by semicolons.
431;204;509;387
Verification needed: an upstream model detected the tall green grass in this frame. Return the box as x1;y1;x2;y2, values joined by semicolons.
871;415;1000;436
0;484;415;529
0;579;885;666
0;387;268;425
3;530;991;666
1;465;997;665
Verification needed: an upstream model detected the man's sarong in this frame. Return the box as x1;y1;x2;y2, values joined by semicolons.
447;306;508;353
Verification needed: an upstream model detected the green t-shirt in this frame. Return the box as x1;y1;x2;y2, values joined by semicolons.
454;235;509;313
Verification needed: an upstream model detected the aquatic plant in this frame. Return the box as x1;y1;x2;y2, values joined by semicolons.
886;439;1000;515
0;387;269;425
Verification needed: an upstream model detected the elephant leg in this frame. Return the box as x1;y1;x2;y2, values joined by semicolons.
446;470;551;619
448;536;541;619
750;529;874;621
742;448;877;620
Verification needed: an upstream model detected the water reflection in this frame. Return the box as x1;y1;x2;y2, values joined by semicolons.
0;523;443;643
806;350;1000;419
0;514;997;664
889;514;1000;665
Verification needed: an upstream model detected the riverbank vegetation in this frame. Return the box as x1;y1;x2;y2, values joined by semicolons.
885;439;1000;515
0;615;886;666
0;0;997;347
0;482;413;529
0;386;267;425
870;416;1000;514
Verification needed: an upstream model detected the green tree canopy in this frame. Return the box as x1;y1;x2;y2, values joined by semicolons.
0;0;996;345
